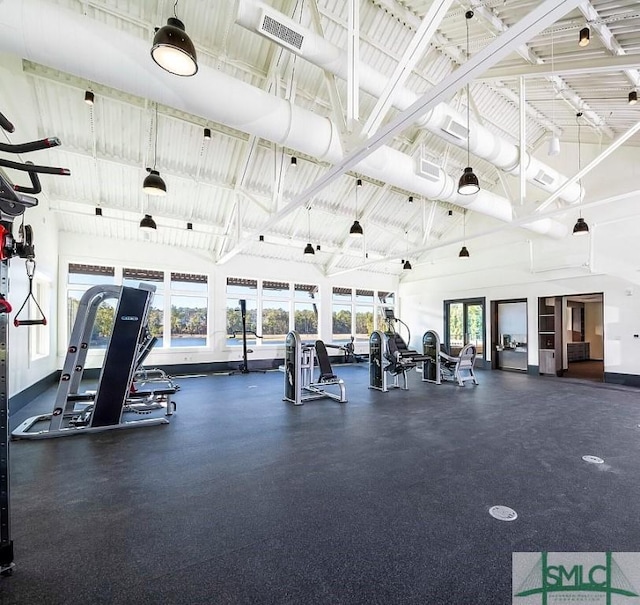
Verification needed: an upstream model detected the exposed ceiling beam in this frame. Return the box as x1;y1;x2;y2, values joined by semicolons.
362;0;454;137
481;54;640;81
536;119;640;213
217;0;583;265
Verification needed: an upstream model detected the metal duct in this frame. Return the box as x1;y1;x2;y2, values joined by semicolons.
235;0;584;205
0;0;566;237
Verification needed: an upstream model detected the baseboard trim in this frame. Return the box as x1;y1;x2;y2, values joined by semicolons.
10;371;59;414
603;372;640;388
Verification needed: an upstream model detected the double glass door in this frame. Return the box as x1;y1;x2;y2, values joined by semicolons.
445;298;484;357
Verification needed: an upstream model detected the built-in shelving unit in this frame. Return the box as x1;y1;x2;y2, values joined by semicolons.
538;297;562;375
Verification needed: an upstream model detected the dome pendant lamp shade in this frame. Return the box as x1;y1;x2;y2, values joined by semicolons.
579;26;590;47
140;214;157;231
151;17;198;77
458;245;470;258
629;91;638;105
458;167;480;195
403;259;412;270
572;217;589;236
304;242;315;255
143;168;167;196
349;220;363;238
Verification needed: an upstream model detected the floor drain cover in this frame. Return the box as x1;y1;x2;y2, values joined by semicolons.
489;506;518;521
582;455;604;464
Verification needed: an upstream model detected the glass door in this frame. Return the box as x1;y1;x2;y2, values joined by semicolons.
445;298;485;357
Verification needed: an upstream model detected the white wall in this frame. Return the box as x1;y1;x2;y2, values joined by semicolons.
58;233;398;369
398;181;640;377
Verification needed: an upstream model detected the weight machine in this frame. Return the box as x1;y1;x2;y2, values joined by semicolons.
421;329;479;387
369;309;428;392
12;284;176;439
228;298;265;374
283;331;347;405
0;109;70;575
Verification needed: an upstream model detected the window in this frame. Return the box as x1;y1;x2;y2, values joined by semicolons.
226;278;319;347
294;284;318;340
262;281;290;346
67;264;116;349
377;291;395;330
355;289;374;342
331;288;395;343
124;268;164;345
332;287;352;345
227;278;258;347
170;273;207;347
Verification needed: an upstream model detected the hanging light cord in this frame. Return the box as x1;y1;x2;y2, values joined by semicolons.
153;104;159;170
577;112;582;216
307;205;311;241
173;0;178;18
551;30;555;124
355;180;358;218
466;16;471;167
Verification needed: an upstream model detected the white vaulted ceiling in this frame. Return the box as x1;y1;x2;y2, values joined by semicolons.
0;0;638;276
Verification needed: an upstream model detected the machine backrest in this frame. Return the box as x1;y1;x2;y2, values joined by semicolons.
458;343;477;368
315;340;337;381
391;333;410;353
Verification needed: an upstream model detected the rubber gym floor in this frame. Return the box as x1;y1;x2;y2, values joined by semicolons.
3;365;640;604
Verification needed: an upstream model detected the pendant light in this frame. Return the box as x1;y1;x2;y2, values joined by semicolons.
151;2;198;77
403;231;411;270
458;11;480;196
143;104;166;196
139;214;157;231
572;112;589;236
548;30;561;157
304;205;315;254
459;209;470;258
84;90;94;106
629;91;638;105
349;178;364;237
578;25;590;47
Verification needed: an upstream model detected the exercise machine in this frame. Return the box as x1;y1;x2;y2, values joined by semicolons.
283;330;347;405
12;284;176;439
229;298;265;374
325;335;364;364
0;109;70;575
421;330;479;386
369;309;428;392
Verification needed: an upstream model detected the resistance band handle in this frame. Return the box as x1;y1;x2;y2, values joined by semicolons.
0;299;12;314
14;318;47;327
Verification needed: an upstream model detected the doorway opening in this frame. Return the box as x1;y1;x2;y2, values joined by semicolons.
491;299;527;372
444;298;485;365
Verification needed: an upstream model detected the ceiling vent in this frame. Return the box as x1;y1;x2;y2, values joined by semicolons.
258;9;305;53
417;158;441;182
441;117;469;141
533;169;555;187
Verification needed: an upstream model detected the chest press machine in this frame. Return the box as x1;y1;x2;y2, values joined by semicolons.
421;329;479;387
283;331;347;405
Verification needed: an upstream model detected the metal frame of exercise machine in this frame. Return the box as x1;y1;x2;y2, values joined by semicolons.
12;284;176;439
0;109;70;575
283;330;347;405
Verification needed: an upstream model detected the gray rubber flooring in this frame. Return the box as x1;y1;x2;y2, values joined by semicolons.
3;366;640;604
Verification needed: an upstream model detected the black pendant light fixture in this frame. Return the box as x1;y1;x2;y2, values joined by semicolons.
304;205;315;254
403;231;411;270
629;91;638;105
459;209;470;257
350;178;364;238
458;11;480;196
143;104;167;196
139;214;157;231
572;112;589;236
84;90;95;106
151;1;198;77
578;25;590;47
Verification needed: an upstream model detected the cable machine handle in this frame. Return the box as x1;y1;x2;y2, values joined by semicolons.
13;258;47;327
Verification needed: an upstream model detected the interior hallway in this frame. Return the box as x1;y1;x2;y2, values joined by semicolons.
4;366;640;604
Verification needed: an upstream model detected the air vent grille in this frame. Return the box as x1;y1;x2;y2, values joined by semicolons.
259;11;304;52
533;169;555;187
441;117;469;141
418;158;441;182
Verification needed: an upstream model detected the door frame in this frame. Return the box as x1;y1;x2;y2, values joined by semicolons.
443;297;486;367
491;298;528;371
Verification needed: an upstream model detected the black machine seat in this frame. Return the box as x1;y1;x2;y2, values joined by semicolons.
389;333;429;363
439;343;479;386
385;336;417;374
315;340;338;381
